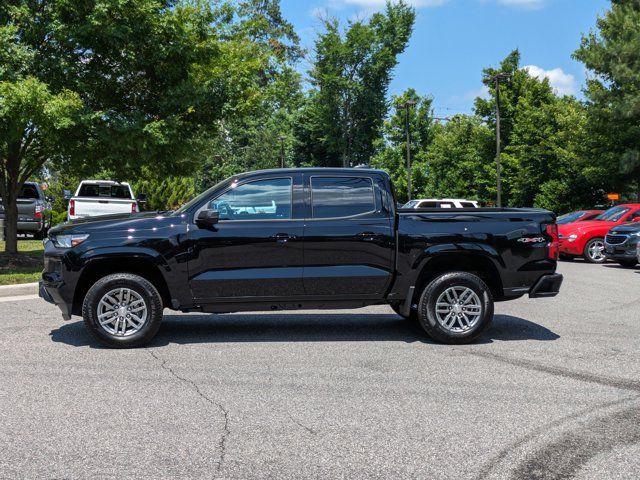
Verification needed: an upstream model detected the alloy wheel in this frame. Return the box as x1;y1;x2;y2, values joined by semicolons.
435;286;482;333
97;288;148;337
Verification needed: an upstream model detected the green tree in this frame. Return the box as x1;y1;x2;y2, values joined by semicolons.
574;0;640;199
1;0;270;253
422;115;495;203
475;50;598;212
296;2;415;167
371;88;434;201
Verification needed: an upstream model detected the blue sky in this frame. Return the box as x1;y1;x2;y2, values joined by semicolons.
280;0;610;117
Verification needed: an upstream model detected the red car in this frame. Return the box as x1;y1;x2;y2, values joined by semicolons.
557;209;604;225
558;204;640;263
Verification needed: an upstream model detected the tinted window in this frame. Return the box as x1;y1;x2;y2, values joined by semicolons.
78;184;132;199
311;177;375;218
418;201;437;208
19;184;39;199
210;178;292;220
460;202;476;208
596;206;630;222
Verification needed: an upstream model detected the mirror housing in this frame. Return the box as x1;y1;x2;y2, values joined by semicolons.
63;190;72;201
196;209;220;228
136;193;147;205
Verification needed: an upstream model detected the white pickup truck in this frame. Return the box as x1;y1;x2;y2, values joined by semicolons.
67;180;141;220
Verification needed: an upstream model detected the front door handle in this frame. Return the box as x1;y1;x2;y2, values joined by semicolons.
271;233;297;243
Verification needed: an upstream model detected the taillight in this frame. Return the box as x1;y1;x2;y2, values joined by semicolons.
34;205;43;219
546;224;559;260
69;199;75;217
132;202;138;213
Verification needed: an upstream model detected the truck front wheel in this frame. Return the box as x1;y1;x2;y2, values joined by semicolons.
417;272;494;344
82;273;163;348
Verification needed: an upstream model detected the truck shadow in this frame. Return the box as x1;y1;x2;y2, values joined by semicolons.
49;313;559;348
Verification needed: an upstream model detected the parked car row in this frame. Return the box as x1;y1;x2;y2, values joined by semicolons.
558;204;640;266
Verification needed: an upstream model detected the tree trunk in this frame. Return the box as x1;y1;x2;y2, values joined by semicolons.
2;145;22;254
3;195;18;254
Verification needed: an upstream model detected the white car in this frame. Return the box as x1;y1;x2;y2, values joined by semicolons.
402;198;479;209
67;180;141;220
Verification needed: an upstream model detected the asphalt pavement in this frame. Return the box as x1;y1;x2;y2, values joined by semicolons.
0;260;639;479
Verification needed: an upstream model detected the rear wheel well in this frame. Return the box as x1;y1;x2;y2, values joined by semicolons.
412;254;504;305
72;258;171;316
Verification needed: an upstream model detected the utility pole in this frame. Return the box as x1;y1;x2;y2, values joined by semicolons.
278;135;286;168
404;99;417;202
485;72;511;207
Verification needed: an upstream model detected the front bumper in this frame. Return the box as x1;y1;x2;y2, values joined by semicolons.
558;238;582;256
529;273;563;298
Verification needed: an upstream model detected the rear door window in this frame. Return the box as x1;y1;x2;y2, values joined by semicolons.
311;177;375;219
418;201;437;208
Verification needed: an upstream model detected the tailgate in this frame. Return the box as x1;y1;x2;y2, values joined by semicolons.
73;198;135;217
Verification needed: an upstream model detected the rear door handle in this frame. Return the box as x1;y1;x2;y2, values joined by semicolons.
357;232;380;241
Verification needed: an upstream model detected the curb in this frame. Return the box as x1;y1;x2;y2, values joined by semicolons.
0;282;39;298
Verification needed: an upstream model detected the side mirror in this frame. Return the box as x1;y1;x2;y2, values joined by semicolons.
196;209;220;228
136;193;147;206
63;190;72;201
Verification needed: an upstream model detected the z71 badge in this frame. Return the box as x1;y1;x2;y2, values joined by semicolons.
518;237;546;244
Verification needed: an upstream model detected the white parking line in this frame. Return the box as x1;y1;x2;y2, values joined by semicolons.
0;294;39;303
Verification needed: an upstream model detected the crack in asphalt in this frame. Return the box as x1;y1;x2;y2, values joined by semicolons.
289;416;317;435
147;350;230;477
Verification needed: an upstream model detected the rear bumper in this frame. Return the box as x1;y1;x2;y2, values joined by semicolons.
529;273;563;298
18;221;44;232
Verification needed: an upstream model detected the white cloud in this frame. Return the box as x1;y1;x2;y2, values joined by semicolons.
450;85;490;103
523;65;577;96
497;0;545;8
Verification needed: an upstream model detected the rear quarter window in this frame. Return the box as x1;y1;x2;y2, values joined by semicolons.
311;177;375;219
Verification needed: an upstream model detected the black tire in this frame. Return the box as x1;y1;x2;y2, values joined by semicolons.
583;237;606;264
82;273;163;348
390;303;419;323
417;272;494;344
618;259;638;268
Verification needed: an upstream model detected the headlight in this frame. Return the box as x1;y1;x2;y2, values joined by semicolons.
52;234;89;248
568;234;578;242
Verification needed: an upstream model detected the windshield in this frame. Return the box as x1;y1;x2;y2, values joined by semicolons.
557;211;585;224
174;177;230;214
595;206;630;222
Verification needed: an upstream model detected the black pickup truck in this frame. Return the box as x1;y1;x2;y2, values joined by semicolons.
40;168;562;347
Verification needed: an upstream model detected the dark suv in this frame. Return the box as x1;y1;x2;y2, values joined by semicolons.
604;222;640;267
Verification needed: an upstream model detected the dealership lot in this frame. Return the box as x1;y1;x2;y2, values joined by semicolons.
0;261;639;479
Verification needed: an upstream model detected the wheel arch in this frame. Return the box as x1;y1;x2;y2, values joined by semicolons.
72;255;171;316
411;253;504;305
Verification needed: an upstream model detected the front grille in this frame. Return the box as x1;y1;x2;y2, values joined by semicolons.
605;234;627;245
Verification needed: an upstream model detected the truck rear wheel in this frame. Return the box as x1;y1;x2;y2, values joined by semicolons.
82;273;163;348
417;272;494;344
